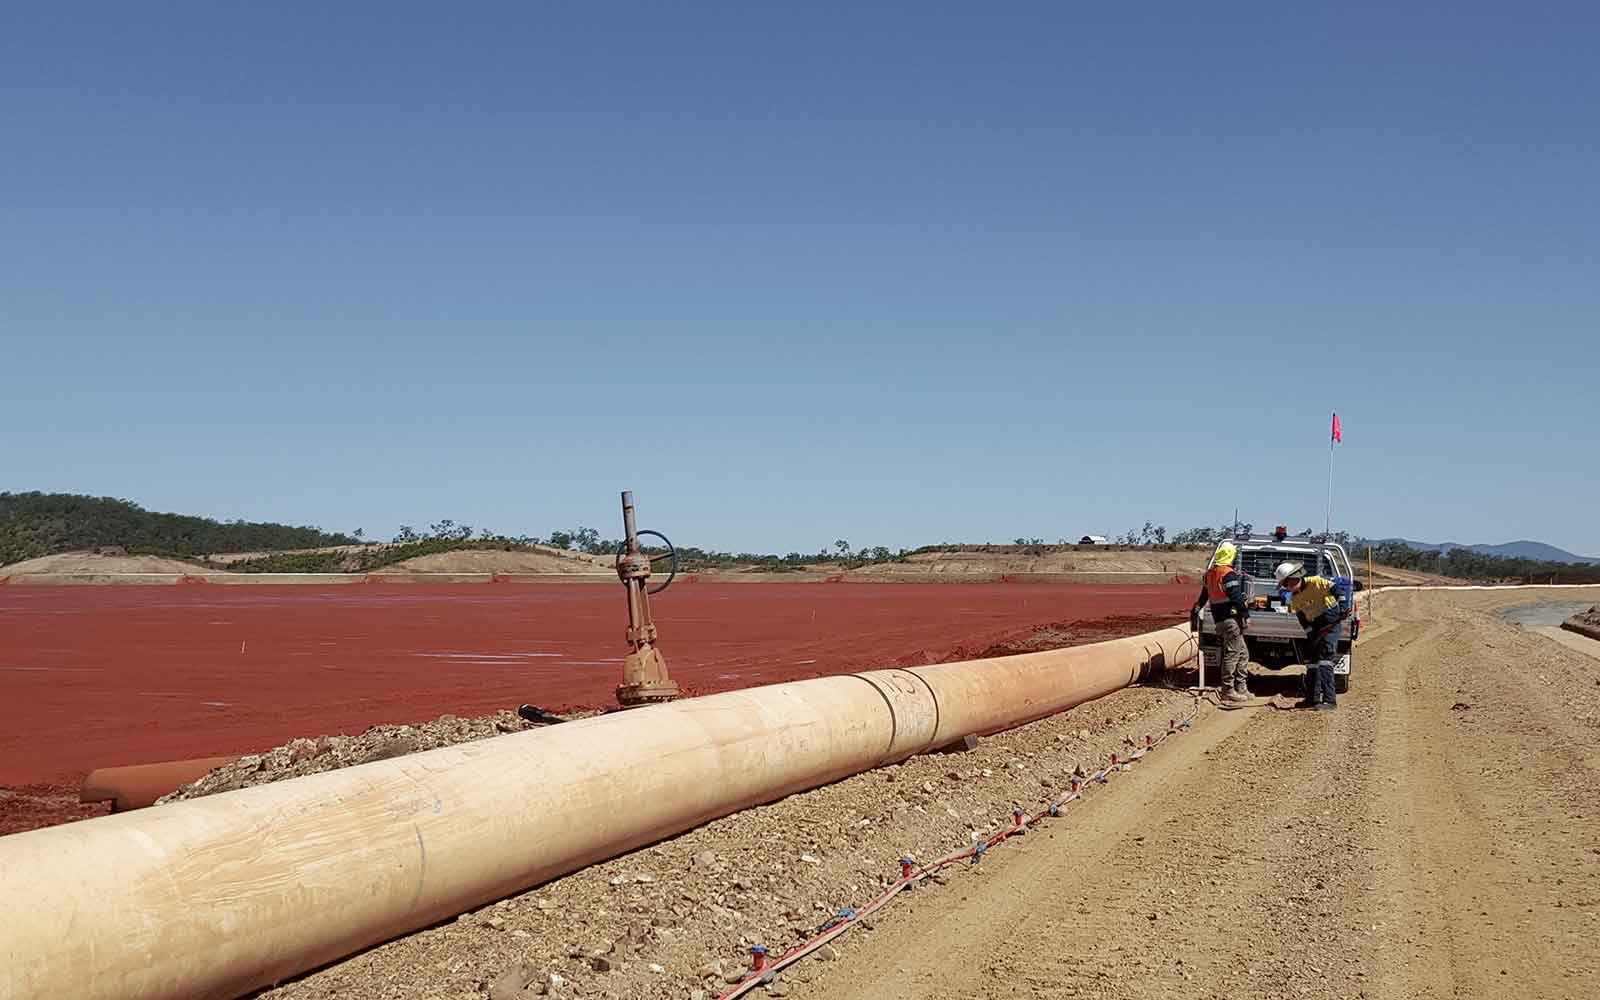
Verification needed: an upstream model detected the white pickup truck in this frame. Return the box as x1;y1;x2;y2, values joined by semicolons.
1195;532;1363;693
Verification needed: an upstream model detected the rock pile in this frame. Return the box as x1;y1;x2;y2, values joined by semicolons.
1560;604;1600;642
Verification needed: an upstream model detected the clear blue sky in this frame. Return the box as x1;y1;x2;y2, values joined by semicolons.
5;3;1597;556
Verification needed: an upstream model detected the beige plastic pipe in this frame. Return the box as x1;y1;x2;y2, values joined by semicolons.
0;625;1194;1000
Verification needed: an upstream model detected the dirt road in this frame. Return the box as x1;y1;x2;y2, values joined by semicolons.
793;587;1600;1000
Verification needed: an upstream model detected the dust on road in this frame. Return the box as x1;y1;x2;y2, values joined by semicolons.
795;587;1600;1000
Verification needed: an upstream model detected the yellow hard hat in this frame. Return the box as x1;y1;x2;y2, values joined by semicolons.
1214;542;1237;567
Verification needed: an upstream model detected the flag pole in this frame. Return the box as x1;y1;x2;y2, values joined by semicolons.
1325;415;1337;534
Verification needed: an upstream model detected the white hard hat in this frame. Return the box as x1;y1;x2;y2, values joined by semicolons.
1275;561;1305;585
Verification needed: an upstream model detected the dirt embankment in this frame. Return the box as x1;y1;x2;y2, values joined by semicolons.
0;551;217;579
373;548;612;575
199;543;387;565
1364;563;1469;587
206;543;614;574
161;711;549;803
0;786;107;837
0;545;617;582
844;548;1206;582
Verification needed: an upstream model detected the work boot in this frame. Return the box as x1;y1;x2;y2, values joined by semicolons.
1316;664;1338;707
1313;702;1337;713
1222;689;1251;704
1294;696;1321;709
1234;682;1254;700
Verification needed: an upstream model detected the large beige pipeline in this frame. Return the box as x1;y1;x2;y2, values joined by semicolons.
0;625;1194;1000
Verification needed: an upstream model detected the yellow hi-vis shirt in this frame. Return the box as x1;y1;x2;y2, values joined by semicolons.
1290;575;1342;619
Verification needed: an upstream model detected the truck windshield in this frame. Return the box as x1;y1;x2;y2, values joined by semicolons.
1235;548;1335;579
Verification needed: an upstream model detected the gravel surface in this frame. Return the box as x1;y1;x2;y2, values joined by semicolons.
161;711;567;803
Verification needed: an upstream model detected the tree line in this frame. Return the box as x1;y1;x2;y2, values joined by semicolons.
522;531;909;572
221;523;915;574
0;492;357;566
1364;540;1600;584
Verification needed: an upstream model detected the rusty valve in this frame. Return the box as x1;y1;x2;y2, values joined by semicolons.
614;490;681;707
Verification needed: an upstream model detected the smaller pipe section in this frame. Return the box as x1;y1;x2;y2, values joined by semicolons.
79;756;237;812
621;490;639;554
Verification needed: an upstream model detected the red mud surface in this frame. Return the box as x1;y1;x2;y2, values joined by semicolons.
0;582;1190;834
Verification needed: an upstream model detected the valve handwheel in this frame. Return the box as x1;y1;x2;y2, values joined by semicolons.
616;529;677;594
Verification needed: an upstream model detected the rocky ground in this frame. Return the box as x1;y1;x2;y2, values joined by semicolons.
0;785;106;837
161;711;554;803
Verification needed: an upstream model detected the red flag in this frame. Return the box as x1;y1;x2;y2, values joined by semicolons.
1331;412;1342;443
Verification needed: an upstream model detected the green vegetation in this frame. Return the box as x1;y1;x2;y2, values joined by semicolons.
0;492;357;566
1169;524;1249;545
223;523;910;574
507;529;906;572
1159;523;1600;584
1365;541;1600;584
222;536;538;574
223;518;548;573
1151;523;1600;583
667;539;905;572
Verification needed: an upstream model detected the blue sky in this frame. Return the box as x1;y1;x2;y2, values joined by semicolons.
5;3;1597;555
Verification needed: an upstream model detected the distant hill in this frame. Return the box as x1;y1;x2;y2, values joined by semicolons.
0;492;357;566
1382;539;1600;566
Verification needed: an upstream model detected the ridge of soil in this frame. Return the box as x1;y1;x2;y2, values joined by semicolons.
0;551;216;576
1562;604;1600;641
161;710;588;803
372;549;612;574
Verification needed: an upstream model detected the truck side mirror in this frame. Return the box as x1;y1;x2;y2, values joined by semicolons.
1351;580;1365;591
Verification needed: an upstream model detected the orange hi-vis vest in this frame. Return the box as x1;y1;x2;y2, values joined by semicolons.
1202;563;1247;621
1205;564;1234;603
